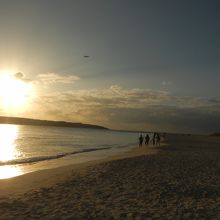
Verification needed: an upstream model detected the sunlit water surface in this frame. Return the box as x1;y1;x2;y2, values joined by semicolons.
0;124;145;179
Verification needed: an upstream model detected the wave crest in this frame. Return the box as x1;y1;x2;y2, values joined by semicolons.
0;146;112;166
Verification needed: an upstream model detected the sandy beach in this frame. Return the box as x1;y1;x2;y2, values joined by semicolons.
0;134;219;219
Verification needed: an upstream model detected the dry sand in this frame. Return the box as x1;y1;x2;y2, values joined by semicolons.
0;134;219;219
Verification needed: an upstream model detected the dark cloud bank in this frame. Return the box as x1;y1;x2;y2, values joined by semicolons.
33;86;220;134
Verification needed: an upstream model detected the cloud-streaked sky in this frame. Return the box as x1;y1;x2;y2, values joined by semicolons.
0;0;219;133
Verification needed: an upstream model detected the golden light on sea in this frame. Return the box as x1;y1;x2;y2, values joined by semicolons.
0;165;22;179
0;125;22;179
0;124;20;162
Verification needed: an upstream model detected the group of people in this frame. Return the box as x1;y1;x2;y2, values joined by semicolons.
138;132;160;147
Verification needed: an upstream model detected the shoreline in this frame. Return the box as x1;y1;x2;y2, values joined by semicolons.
0;142;139;180
0;143;158;197
0;134;219;219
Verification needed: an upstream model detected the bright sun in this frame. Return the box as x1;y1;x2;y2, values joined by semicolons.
0;71;31;110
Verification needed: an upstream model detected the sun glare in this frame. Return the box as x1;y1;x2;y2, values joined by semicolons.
0;70;31;110
0;124;20;162
0;165;22;179
0;124;23;179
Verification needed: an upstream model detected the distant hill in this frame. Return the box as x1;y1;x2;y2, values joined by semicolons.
210;133;220;137
0;116;108;130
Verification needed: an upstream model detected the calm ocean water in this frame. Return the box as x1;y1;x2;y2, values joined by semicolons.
0;124;146;179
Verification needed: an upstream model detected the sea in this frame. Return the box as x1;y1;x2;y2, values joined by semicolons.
0;124;145;179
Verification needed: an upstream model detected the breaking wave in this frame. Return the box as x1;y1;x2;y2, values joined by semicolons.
0;146;112;166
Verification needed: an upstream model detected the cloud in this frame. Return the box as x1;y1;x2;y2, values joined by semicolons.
12;72;32;83
36;73;80;84
14;72;25;80
29;85;220;133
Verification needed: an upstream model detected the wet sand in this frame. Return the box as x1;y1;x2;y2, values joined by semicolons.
0;134;219;219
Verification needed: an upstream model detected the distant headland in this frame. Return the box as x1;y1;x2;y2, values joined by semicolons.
210;133;220;137
0;116;108;130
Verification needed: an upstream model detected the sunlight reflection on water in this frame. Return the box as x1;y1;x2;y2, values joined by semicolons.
0;165;22;179
0;124;140;179
0;124;23;179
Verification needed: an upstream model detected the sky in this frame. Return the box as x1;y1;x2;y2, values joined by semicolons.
0;0;219;134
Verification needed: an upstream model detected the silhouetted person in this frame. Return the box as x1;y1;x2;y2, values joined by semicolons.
139;134;144;147
145;134;150;145
156;133;160;146
152;132;156;146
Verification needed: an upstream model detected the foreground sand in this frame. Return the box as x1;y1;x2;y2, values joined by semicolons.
0;134;219;219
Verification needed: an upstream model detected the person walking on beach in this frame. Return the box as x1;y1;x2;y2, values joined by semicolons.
145;134;150;145
156;133;161;146
139;134;144;147
152;132;156;146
